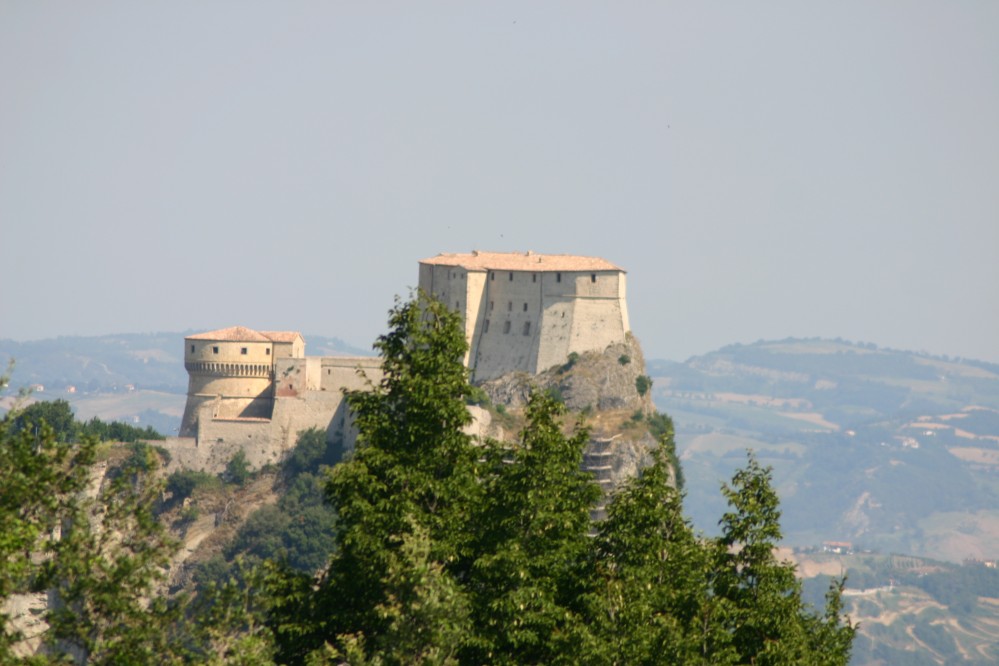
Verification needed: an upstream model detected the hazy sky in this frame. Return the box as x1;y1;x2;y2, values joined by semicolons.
2;2;997;363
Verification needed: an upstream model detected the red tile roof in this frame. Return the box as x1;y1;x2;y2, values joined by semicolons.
186;326;301;343
420;251;623;273
260;331;304;343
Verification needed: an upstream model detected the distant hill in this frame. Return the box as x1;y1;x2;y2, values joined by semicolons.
648;338;999;562
0;331;371;435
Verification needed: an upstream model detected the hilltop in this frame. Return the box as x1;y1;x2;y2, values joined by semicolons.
648;338;999;561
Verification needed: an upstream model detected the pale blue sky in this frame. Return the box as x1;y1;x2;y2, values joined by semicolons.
2;2;997;363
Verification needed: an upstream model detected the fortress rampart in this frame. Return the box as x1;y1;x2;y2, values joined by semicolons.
173;251;633;473
419;251;630;381
172;326;382;472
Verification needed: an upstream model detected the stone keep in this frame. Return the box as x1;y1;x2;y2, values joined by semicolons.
419;251;631;382
176;326;381;470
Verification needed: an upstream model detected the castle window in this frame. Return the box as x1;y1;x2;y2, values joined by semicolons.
490;272;495;281
490;301;494;311
591;273;596;283
556;272;562;283
509;272;513;281
532;273;537;283
508;301;512;312
266;349;271;355
523;321;531;335
523;302;528;311
190;345;195;353
241;347;248;355
484;319;490;333
503;321;511;334
213;346;219;354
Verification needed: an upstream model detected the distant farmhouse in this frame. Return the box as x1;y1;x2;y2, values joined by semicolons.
171;252;631;471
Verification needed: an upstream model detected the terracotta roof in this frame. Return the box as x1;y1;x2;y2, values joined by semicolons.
260;331;304;343
420;251;623;273
186;326;272;343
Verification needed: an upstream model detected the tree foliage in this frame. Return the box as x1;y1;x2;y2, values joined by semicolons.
262;294;854;666
0;298;856;665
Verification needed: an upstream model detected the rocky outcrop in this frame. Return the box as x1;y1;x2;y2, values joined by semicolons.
478;334;662;510
479;333;654;414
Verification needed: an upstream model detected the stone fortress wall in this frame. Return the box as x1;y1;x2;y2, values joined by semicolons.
170;251;633;474
169;328;382;473
418;251;631;382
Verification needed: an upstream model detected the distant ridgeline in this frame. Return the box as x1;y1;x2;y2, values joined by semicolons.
169;252;644;479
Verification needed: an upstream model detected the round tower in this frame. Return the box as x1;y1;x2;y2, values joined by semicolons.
179;327;276;438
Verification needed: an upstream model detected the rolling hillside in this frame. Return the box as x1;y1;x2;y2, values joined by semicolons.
648;339;999;561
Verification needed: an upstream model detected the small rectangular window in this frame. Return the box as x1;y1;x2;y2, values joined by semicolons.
490;272;495;281
532;273;537;283
509;272;513;281
212;346;219;354
190;344;195;353
557;272;562;283
266;349;271;355
523;302;528;311
484;319;490;333
508;301;512;311
456;301;459;309
523;321;531;336
591;273;596;283
503;321;511;334
241;347;248;355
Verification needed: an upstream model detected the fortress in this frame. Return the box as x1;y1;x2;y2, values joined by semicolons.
419;251;630;381
172;251;632;471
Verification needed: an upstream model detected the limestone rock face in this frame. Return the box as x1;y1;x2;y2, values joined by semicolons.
478;334;661;508
478;333;653;414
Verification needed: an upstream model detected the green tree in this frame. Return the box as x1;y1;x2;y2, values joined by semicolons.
712;453;854;665
463;392;601;665
1;364;187;664
0;419;96;661
225;450;252;487
8;398;77;443
43;445;187;665
593;436;734;665
267;293;481;664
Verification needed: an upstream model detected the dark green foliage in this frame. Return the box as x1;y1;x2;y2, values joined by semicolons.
227;472;336;574
79;416;165;442
647;410;684;492
260;295;853;666
559;351;580;373
617;354;631;365
288;292;480;662
6;398;164;444
464;393;601;664
635;374;652;396
7;398;77;442
206;428;341;591
464;384;491;407
224;450;252;487
592;436;721;664
165;469;219;508
0;411;96;658
282;427;334;479
43;447;186;664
